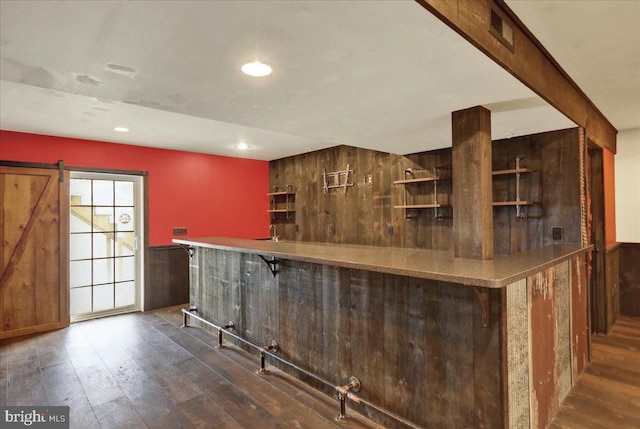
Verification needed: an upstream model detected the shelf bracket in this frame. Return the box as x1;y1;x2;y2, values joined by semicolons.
472;287;491;328
178;244;195;258
258;255;279;277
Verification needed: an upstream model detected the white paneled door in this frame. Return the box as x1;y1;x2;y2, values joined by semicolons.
69;172;143;321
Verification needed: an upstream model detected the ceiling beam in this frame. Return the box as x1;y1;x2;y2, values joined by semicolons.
415;0;617;153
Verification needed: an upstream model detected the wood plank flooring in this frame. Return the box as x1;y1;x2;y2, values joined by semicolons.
552;316;640;429
0;305;382;429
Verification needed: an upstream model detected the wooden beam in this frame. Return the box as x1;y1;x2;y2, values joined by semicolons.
416;0;617;153
452;106;493;260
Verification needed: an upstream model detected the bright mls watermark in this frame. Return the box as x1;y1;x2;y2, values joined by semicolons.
0;407;69;429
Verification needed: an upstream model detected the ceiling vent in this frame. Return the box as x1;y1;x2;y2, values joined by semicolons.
104;63;137;79
489;1;515;51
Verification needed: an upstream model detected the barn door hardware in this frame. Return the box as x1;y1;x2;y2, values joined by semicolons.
473;287;491;328
258;255;279;277
322;164;354;193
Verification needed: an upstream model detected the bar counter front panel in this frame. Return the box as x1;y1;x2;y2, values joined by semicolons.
175;237;590;429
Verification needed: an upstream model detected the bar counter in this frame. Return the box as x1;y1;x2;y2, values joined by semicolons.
175;236;591;429
173;236;591;288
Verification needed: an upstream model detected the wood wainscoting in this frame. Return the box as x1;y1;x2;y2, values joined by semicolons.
619;242;640;318
145;245;189;311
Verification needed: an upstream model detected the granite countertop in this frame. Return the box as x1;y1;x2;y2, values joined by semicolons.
173;237;592;288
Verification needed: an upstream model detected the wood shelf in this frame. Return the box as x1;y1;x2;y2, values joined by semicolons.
267;191;295;196
492;168;534;176
492;201;535;207
267;209;296;213
394;204;448;209
393;176;442;184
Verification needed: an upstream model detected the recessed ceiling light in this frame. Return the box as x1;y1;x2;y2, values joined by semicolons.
114;126;129;132
241;61;273;77
235;142;249;150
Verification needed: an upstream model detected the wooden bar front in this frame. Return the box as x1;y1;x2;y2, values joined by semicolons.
176;237;591;429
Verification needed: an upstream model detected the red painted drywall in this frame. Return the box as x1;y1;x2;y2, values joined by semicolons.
0;130;270;246
603;148;616;244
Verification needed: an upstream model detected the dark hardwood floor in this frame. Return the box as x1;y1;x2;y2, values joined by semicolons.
0;306;381;429
552;315;640;429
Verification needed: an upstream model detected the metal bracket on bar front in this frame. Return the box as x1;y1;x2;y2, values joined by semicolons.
258;255;279;277
178;244;195;258
472;287;491;328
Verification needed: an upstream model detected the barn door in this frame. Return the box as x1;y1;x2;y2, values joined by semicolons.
0;165;69;339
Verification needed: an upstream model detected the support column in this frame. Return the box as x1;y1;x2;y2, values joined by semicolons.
452;106;493;260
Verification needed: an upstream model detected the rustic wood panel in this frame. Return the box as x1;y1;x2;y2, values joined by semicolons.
492;128;581;255
619;243;640;317
452;106;493;260
506;278;530;429
190;248;503;429
588;147;607;334
0;166;69;339
415;0;617;153
529;267;560;429
555;261;571;401
271;129;581;258
145;245;189;311
605;243;620;329
571;254;590;380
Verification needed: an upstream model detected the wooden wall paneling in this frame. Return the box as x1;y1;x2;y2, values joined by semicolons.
506;278;531;429
570;254;590;380
528;267;560;429
424;282;475;428
349;270;386;411
541;128;581;246
145;246;189;311
320;264;352;388
555;261;572;402
588;146;607;333
605;243;620;329
492;137;515;255
452;106;494;260
372;150;392;247
473;287;503;427
619;243;640;317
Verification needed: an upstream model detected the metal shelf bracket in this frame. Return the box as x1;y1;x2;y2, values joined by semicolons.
259;255;279;277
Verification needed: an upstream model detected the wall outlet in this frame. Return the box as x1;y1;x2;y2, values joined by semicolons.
552;227;563;241
327;223;335;235
386;224;394;237
173;227;188;236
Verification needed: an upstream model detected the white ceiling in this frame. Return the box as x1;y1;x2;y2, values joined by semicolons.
506;0;640;133
0;0;577;160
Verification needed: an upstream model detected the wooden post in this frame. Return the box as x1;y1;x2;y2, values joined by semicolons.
452;106;493;260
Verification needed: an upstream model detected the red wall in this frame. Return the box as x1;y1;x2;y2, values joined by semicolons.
603;148;616;244
0;130;270;246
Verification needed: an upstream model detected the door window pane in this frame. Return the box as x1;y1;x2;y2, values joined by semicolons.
70;179;92;206
93;258;114;285
70;260;92;288
115;256;135;282
70;207;92;233
93;233;114;259
93;180;113;206
115;281;136;307
115;181;134;206
70;287;92;315
70;233;92;260
115;232;135;256
93;283;114;311
93;207;114;232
